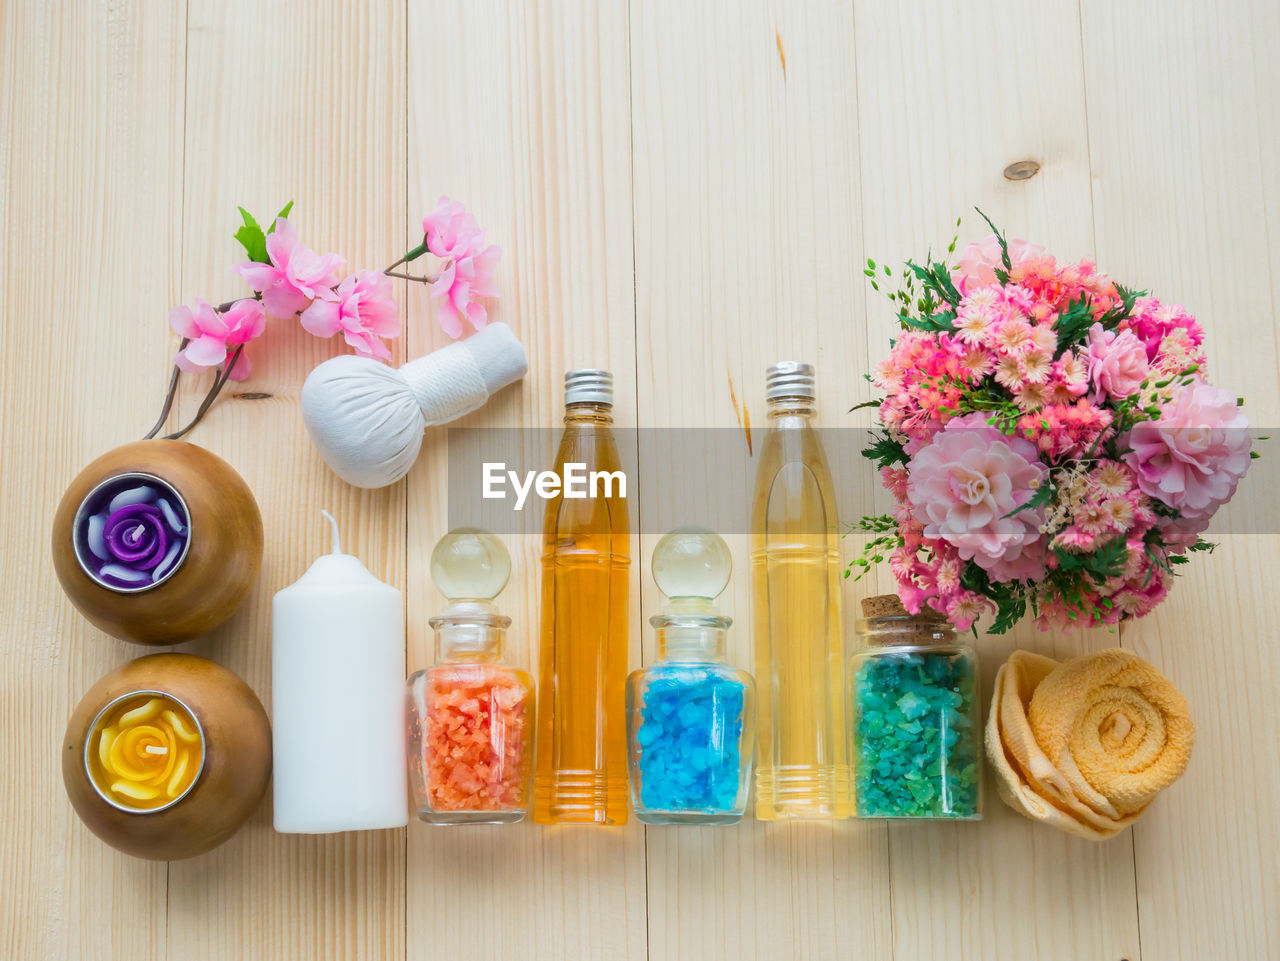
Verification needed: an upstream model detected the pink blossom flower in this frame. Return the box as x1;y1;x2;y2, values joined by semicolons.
954;234;1046;292
1121;296;1205;362
300;269;400;361
431;245;501;338
905;413;1047;580
169;297;265;381
1028;324;1057;354
1021;349;1053;384
993;318;1034;355
234;218;345;318
1123;382;1251;518
1086;323;1148;400
421;196;501;338
944;590;993;632
994;355;1024;391
1051;349;1090;397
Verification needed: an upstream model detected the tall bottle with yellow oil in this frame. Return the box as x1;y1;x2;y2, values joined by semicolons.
751;362;850;819
533;369;631;824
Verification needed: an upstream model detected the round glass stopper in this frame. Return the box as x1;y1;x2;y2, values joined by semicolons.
652;526;731;601
431;528;511;602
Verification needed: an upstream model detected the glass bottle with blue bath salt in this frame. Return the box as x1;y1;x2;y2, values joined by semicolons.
626;527;756;824
850;594;982;820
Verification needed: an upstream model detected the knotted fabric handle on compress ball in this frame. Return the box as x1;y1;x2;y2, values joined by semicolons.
301;322;528;488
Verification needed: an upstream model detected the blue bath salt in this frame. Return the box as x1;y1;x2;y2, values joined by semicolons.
635;668;746;813
853;651;980;818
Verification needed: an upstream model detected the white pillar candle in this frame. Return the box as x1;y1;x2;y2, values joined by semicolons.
272;511;407;832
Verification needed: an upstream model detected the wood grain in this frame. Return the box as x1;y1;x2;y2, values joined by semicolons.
0;1;183;958
1082;2;1280;958
404;2;646;959
166;0;406;959
4;0;1279;958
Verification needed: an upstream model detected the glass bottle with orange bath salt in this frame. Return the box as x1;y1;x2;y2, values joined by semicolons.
407;528;533;824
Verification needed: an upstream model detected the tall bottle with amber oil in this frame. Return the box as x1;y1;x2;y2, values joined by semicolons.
534;369;631;824
751;362;850;819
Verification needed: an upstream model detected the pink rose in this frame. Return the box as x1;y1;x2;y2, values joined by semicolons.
169;297;266;381
953;234;1045;293
1086;322;1148;400
300;269;400;361
234;218;345;318
906;413;1047;581
1123;382;1251;518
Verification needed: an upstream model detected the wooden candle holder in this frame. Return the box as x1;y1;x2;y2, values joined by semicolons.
51;440;264;645
62;653;272;860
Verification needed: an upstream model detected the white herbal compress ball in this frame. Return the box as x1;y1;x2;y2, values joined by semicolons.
301;322;528;488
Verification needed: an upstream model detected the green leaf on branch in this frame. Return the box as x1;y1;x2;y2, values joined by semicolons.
975;208;1012;273
862;433;908;468
233;201;295;264
1053;535;1128;584
989;596;1026;635
1097;283;1145;329
1053;295;1097;353
234;207;268;263
1002;478;1054;519
906;259;961;310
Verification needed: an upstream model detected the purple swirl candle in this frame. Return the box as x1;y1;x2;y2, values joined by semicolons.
74;474;191;592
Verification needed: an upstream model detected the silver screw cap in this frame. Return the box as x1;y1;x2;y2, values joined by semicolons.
765;361;816;401
565;368;613;405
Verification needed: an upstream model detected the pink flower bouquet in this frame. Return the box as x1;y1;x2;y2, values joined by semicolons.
853;215;1253;633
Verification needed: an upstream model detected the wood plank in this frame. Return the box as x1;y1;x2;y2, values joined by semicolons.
0;0;183;957
850;1;1142;958
630;3;893;959
1082;1;1280;957
166;1;406;958
403;2;647;960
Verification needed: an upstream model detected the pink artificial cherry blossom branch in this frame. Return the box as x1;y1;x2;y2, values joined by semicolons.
142;197;500;442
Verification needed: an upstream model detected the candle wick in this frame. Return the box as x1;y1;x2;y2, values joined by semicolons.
320;509;342;555
143;744;168;756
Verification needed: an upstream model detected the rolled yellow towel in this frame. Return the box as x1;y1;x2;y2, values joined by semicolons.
986;648;1194;840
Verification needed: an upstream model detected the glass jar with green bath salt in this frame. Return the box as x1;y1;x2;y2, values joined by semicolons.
850;595;982;820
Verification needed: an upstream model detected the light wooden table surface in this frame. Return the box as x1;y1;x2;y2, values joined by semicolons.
4;1;1278;959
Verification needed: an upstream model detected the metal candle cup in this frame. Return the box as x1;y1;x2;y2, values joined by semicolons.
84;690;206;813
71;473;192;593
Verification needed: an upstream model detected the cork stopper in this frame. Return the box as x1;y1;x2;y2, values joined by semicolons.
861;594;908;618
857;594;952;645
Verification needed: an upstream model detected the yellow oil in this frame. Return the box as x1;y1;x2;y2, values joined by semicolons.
751;404;850;819
533;402;631;824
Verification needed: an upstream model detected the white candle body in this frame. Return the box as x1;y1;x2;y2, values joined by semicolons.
272;553;408;832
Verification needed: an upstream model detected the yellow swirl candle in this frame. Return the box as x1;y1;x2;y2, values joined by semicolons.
86;692;204;811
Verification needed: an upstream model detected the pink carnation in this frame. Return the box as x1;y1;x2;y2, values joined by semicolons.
1123;382;1251;518
300;269;400;360
1086;322;1148;400
169;297;266;381
234;218;345;318
905;413;1047;581
1121;296;1206;362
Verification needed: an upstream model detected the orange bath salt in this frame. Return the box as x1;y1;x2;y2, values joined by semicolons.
411;664;530;812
